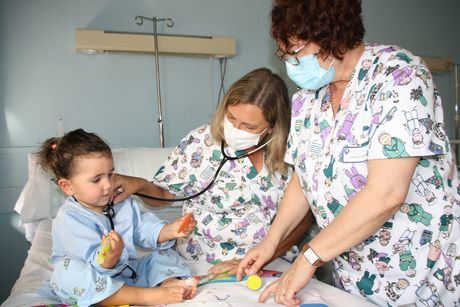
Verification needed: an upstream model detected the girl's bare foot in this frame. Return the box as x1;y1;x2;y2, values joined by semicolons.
150;286;188;304
160;277;198;299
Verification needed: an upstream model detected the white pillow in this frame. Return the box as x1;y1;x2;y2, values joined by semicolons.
14;147;174;225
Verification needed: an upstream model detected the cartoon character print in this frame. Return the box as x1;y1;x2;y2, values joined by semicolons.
356;271;378;296
94;276;107;293
231;219;250;238
404;109;425;148
412;173;436;203
358;59;372;83
420;229;433;246
392;66;413;86
204;133;214;147
369;250;392;277
206;253;218;265
433;245;456;292
378;132;409;158
343;184;357;201
378;222;393;246
186;237;203;261
190;147;204;168
438;205;454;239
415;279;443;307
410;85;429;106
345;166;367;191
175;135;200;156
340;250;364;271
323;157;336;186
220;238;239;256
338;113;357;141
252;226;266;243
292;94;306;117
319;119;331;141
385;278;410;302
392;229;417;276
201;229;217;248
311;162;321;192
325;191;343;217
425;166;445;194
399;202;433;226
262;195;277;211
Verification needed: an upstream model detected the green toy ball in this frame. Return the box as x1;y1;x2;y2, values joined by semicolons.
246;274;262;291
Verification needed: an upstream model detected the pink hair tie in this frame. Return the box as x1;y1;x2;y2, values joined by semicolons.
51;143;57;150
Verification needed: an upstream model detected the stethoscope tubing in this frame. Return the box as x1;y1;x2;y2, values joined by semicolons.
134;140;269;202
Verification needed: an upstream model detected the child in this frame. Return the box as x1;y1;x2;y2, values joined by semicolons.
36;129;197;306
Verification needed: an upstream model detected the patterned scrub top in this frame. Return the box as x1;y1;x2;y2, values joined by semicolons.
153;124;292;264
285;43;460;306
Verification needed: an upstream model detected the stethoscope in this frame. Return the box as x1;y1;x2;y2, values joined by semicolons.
133;139;272;202
97;139;270;281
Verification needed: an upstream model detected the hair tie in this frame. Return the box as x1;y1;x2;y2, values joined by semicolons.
51;143;57;150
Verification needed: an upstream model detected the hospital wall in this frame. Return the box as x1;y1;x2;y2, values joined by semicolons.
0;0;459;302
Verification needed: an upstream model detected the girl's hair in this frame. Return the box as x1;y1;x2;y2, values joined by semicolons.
210;67;291;175
271;0;365;60
35;128;112;180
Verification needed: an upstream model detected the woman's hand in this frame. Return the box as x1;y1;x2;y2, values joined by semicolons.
112;174;148;203
158;214;197;243
236;239;277;281
259;255;316;306
101;231;124;269
208;259;241;275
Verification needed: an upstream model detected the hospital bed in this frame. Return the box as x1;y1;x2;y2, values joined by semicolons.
2;147;375;307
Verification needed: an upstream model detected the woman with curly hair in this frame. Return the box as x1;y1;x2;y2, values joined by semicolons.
237;0;460;306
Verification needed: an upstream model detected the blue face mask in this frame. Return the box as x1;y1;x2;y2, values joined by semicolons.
286;54;335;90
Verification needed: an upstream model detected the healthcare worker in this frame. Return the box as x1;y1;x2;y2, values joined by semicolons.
114;68;312;274
237;1;460;306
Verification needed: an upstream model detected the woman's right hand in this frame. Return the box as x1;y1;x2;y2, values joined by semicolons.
112;174;148;203
236;239;277;281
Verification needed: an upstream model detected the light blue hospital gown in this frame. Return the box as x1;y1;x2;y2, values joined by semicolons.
153;124;293;264
286;43;460;306
42;196;191;307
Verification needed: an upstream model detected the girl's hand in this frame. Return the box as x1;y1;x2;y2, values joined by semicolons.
158;213;197;243
258;255;316;305
173;213;197;238
100;231;124;268
208;258;241;275
236;239;277;281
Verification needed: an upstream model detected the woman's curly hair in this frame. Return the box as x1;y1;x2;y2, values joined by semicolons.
271;0;365;60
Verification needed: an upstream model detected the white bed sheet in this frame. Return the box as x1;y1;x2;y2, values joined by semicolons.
2;219;375;307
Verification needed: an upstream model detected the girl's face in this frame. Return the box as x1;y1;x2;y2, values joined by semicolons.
59;155;114;213
226;103;271;134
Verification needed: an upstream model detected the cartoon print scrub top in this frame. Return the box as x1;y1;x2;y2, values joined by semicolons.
153;124;292;264
286;44;460;306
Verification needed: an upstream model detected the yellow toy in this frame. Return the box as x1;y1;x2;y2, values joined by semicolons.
96;237;111;265
246;274;262;291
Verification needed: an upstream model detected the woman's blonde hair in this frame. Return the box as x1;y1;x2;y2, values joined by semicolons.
210;68;291;175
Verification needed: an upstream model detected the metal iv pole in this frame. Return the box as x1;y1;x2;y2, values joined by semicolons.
135;15;174;148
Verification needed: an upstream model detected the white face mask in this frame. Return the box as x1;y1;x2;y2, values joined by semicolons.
223;116;267;151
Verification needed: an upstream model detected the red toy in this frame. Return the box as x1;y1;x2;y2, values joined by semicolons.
178;212;194;233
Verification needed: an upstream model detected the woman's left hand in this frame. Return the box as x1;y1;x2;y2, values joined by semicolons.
259;255;316;306
208;259;241;275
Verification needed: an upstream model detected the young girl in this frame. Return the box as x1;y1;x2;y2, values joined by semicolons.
36;129;197;306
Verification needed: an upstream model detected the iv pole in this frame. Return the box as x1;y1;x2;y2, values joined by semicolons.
135;16;174;148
